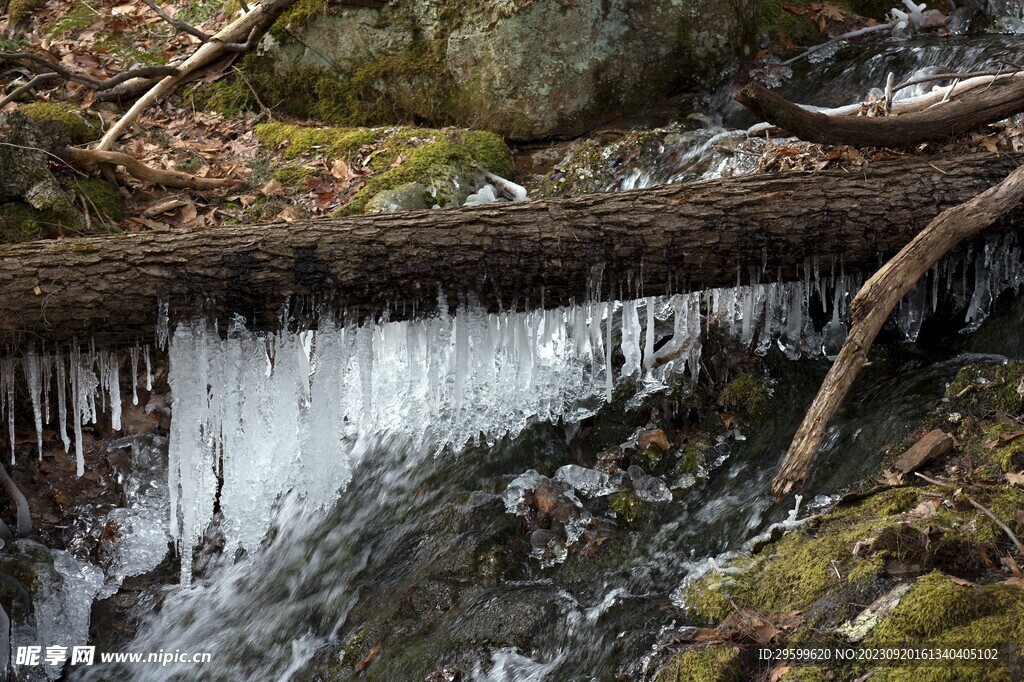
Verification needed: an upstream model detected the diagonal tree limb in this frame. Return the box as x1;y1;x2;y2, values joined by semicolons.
772;163;1024;499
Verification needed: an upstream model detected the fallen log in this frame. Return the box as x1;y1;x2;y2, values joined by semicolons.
737;77;1024;148
772;162;1024;499
0;152;1022;347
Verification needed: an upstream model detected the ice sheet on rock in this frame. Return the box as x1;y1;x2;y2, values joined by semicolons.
34;551;104;680
503;470;545;515
102;435;171;587
553;464;617;498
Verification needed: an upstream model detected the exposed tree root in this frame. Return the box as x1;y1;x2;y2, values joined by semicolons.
66;148;242;190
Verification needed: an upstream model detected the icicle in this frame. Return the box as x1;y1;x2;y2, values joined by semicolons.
70;344;85;476
620;300;642;378
1;359;13;464
55;347;70;453
642;296;655;372
144;345;153;391
23;347;44;459
130;345;140;406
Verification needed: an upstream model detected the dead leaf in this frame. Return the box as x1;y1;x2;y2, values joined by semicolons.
980;137;1000;154
878;469;905;486
143;197;189;217
179;202;198;223
770;666;793;682
330;158;350;179
260;179;284;197
949;576;976;587
1006;471;1024;487
275;208;298;223
354;644;381;673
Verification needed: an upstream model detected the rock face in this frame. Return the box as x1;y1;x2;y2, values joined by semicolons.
263;0;758;139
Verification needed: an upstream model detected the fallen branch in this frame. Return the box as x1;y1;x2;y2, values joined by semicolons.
66;148;241;190
914;472;1024;557
0;52;178;92
0;152;1021;346
772;164;1024;499
139;0;212;42
738;76;1024;148
95;0;297;151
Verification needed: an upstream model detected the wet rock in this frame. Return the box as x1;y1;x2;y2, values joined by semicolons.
364;182;433;214
892;429;955;474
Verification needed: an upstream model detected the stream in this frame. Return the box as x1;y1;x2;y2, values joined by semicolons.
11;9;1024;682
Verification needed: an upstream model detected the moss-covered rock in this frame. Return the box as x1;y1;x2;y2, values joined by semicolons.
7;0;47;24
255;122;513;213
198;0;758;140
19;102;99;145
654;645;742;682
720;373;770;418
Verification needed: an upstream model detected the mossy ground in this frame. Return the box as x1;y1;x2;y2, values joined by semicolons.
654;645;741;682
671;360;1024;681
254;122;512;213
0;178;122;242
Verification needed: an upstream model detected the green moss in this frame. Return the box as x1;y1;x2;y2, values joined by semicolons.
946;363;1024;415
255;122;380;162
270;0;326;35
270;165;319;188
871;572;1022;641
18;103;99;145
8;0;47;23
69;179;123;224
654;645;742;682
719;373;770;417
608;490;648;526
679;488;921;617
0;203;59;241
778;668;830;681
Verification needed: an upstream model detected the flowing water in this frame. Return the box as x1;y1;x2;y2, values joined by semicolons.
18;15;1024;682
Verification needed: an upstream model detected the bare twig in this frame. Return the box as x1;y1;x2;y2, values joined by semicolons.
95;0;297;150
139;0;211;42
0;52;178;91
0;72;62;109
914;472;1024;557
781;23;895;67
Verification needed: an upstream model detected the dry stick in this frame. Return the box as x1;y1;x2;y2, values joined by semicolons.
139;0;211;42
914;472;1024;557
0;52;177;91
67;148;241;190
781;23;895;66
0;72;62;109
95;0;297;152
772;164;1024;499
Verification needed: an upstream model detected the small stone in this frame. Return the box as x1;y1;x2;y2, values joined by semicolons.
893;429;955;474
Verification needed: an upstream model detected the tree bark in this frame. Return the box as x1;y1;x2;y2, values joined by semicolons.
736;77;1024;148
1;153;1021;347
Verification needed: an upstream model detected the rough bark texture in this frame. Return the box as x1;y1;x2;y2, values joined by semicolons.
736;78;1024;148
1;153;1022;347
773;163;1024;499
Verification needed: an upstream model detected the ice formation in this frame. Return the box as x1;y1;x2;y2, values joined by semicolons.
0;235;1019;585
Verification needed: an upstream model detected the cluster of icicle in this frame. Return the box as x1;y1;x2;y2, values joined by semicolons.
1;343;154;475
1;238;1022;585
